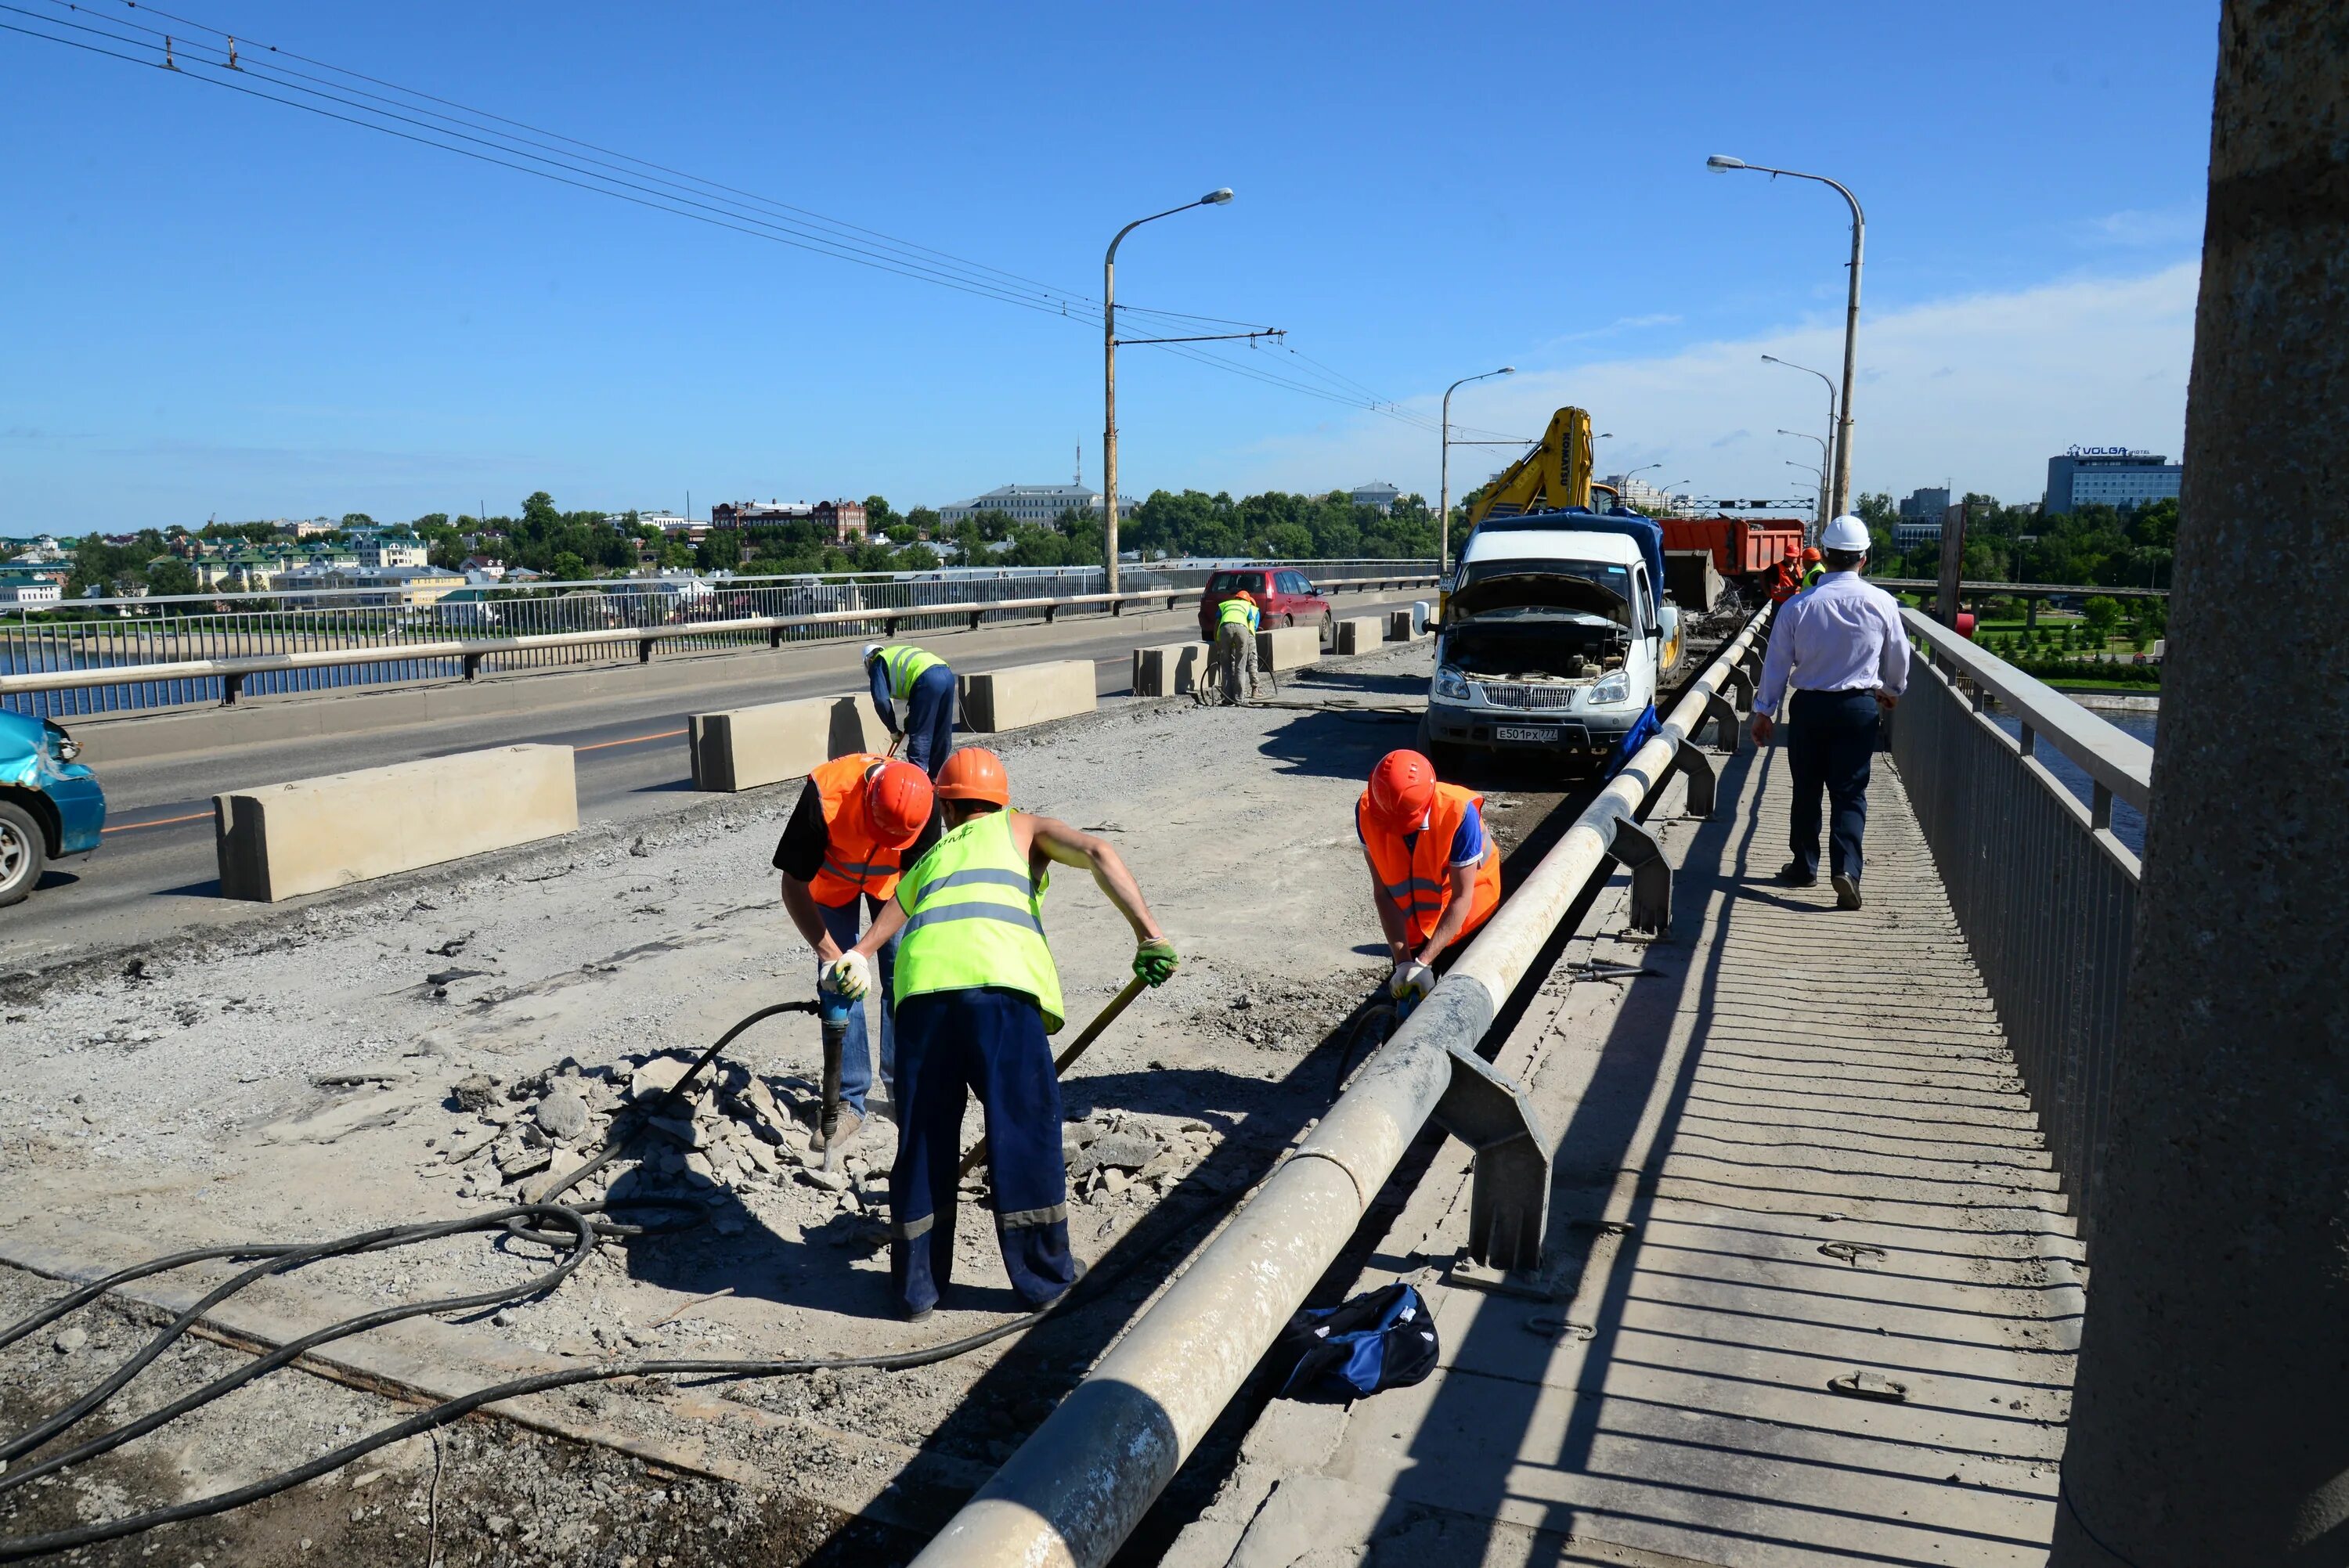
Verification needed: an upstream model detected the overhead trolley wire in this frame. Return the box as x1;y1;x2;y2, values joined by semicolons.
9;0;1492;442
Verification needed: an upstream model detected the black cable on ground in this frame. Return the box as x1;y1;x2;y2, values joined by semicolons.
0;1000;1232;1562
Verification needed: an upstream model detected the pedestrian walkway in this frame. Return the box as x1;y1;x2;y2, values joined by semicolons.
1167;739;2083;1568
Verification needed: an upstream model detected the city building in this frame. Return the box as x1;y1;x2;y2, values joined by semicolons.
938;484;1131;526
638;512;705;539
709;499;868;542
306;564;467;606
0;581;63;607
1602;474;1695;514
1348;481;1402;514
1892;522;1944;553
2043;448;2182;514
355;532;429;568
1898;487;1950;522
460;556;507;581
276;518;337;539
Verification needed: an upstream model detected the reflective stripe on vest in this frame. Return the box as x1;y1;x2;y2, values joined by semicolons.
892;809;1065;1032
806;753;909;906
879;644;944;700
1356;784;1503;948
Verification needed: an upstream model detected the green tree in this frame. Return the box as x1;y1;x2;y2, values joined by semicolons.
864;496;899;532
550;550;587;582
145;558;200;598
341;512;377;528
2083;596;2123;645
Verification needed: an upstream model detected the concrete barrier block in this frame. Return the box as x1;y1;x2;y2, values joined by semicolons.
215;744;577;903
1256;625;1322;672
962;659;1096;732
1333;617;1384;655
1386;609;1431;642
689;694;879;792
1132;642;1211;697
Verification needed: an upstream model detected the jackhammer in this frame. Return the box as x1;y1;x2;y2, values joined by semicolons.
817;991;851;1170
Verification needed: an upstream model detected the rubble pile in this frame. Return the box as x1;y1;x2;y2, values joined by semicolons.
1061;1108;1219;1201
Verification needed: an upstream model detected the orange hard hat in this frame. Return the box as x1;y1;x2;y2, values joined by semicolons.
864;759;934;846
934;747;1011;806
1801;546;1822;564
1236;589;1255;602
1366;749;1438;832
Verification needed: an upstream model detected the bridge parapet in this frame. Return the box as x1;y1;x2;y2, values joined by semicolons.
1893;607;2152;1253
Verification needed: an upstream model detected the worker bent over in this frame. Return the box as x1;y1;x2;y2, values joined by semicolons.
1359;749;1502;1004
828;747;1178;1321
864;643;958;777
1200;589;1261;707
774;754;937;1150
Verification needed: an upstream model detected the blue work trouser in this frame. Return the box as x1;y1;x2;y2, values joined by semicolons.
814;894;898;1115
889;987;1074;1318
1786;687;1882;881
903;664;958;778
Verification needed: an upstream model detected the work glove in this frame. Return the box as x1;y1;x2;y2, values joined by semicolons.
1134;938;1179;988
1389;959;1436;1004
824;952;871;1001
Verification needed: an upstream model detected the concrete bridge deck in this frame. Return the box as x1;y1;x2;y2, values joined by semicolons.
1169;731;2084;1567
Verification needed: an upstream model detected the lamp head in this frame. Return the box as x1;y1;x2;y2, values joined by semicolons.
1706;155;1747;172
1499;366;1516;374
1201;188;1235;205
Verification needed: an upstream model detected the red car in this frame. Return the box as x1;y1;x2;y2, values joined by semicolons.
1197;567;1333;645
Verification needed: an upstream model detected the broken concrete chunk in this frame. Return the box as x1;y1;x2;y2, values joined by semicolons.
496;1148;553;1182
643;1115;697;1148
626;1055;701;1105
798;1166;850;1194
52;1326;88;1354
528;1090;586;1142
683;1152;718;1183
1102;1167;1131;1197
1086;1131;1160;1173
451;1074;500;1113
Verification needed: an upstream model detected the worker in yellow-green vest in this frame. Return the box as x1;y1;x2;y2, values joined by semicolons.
824;746;1178;1321
862;642;958;778
1200;589;1262;707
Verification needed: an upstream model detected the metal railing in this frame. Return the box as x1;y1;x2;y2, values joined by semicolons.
0;561;1437;718
914;606;1775;1568
1891;607;2151;1253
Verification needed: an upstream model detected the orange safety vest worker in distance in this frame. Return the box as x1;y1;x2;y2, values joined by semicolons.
807;754;916;906
1355;782;1503;949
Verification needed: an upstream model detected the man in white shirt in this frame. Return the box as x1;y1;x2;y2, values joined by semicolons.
1751;515;1911;909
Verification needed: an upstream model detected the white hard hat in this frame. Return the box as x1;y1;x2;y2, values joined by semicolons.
1822;515;1871;553
861;643;883;662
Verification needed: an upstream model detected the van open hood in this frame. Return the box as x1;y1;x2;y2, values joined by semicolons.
1449;571;1630;625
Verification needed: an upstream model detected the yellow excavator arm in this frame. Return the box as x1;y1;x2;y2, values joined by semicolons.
1466;406;1604;529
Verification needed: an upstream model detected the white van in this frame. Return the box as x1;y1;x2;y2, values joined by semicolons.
1417;522;1679;773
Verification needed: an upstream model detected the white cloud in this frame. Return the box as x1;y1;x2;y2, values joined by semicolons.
1235;262;2199;508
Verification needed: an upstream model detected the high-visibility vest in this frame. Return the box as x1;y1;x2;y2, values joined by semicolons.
1356;783;1502;949
892;809;1065;1031
1801;564;1824;589
1217;598;1260;633
807;754;913;906
877;644;945;700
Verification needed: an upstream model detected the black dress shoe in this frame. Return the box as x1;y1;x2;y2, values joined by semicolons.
1776;862;1818;886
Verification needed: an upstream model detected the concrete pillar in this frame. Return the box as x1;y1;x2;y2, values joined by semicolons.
2050;6;2349;1563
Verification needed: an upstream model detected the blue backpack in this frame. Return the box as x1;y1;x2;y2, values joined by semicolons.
1273;1282;1441;1400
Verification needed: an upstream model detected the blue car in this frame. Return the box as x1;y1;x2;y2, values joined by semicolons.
0;711;105;906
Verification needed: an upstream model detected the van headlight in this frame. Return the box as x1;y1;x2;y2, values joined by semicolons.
1432;665;1472;701
1588;669;1633;706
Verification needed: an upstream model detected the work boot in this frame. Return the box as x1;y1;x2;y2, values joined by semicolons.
1832;874;1864;910
1776;862;1817;887
814;1108;864;1155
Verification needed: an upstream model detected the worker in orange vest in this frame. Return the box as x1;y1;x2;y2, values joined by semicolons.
774;753;938;1151
1357;749;1503;1003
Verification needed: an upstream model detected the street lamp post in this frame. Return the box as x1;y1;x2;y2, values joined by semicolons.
1712;157;1866;519
1778;427;1830;530
1763;355;1838;537
1622;461;1662;510
1439;365;1514;573
1103;187;1234;593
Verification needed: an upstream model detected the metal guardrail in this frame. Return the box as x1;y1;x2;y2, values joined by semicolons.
1876;578;2169;600
0;566;1438;716
1892;607;2151;1254
913;605;1776;1568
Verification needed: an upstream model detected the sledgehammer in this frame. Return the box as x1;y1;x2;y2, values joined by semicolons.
957;974;1149;1178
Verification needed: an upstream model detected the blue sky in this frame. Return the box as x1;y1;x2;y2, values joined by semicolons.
0;0;2218;532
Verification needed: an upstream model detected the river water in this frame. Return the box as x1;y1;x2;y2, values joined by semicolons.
1983;705;2157;855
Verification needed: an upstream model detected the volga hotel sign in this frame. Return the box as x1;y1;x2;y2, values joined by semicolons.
2066;445;2155;458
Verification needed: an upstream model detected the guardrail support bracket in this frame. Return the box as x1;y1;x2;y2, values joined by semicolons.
219;672;244;707
461;652;484;682
1675;734;1720;818
1432;1044;1550;1273
637;639;655;665
1607;813;1672;933
1703;690;1738;753
1723;665;1755;716
968;611;983;631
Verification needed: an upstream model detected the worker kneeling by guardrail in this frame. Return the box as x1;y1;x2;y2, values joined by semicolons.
825;747;1178;1322
1359;749;1501;1004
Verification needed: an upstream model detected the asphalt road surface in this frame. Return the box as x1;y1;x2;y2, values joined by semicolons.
3;597;1426;968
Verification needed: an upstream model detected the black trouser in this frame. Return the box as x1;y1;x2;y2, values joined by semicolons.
1786;687;1881;881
